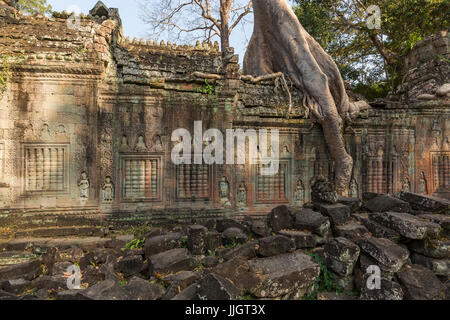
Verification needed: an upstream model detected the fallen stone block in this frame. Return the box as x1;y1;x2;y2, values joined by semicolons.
213;257;260;294
124;276;165;300
314;203;351;226
369;211;441;239
83;279;131;300
171;283;199;300
0;290;18;300
31;275;66;291
144;233;182;258
257;235;296;257
355;213;402;242
216;219;246;233
397;264;446;300
411;252;449;277
324;237;360;276
357;237;409;272
248;251;320;298
251;219;270;237
396;192;450;213
293;209;331;237
56;290;92;301
418;214;450;232
196;273;240;300
118;255;145;277
338;196;361;213
0;278;30;294
360;277;404;300
278;230;317;249
148;248;191;275
203;256;218;268
187;225;208;255
221;227;248;246
0;259;42;281
223;241;259;261
318;292;357;300
409;239;450;259
205;231;222;252
335;222;370;241
363;194;411;213
268;205;294;232
162;271;200;289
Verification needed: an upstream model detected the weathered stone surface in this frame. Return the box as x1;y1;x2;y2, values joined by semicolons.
0;260;41;281
360;277;404;300
56;290;92;301
83;279;131;300
278;230;317;248
99;255;119;281
118;255;144;277
196;273;240;300
318;292;357;300
187;225;208;255
203;256;218;268
335;222;370;241
0;290;18;301
123;276;165;300
216;219;246;233
31;275;66;291
257;235;296;257
0;278;30;294
223;241;259;261
205;231;222;252
397;264;446;300
171;283;199;300
221;227;248;246
355;213;402;242
338;196;361;213
248;252;320;298
396;192;450;213
369;212;441;239
324;237;360;276
411;253;449;276
357;237;409;272
314;203;351;226
251;219;270;237
418;214;450;231
293;209;331;236
148;248;191;275
162;271;200;288
364;195;411;213
144;233;182;258
409;239;450;259
213;257;260;293
268;205;293;232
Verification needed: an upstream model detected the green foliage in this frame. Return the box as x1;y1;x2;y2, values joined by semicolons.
353;82;391;100
0;55;11;95
195;79;216;95
16;0;52;15
123;237;145;251
292;0;449;97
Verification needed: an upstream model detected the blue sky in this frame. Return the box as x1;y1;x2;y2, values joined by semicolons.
47;0;253;64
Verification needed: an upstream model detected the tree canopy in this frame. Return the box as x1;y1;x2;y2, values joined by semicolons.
293;0;449;98
15;0;52;15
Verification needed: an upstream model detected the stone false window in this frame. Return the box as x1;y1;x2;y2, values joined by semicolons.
24;144;68;193
432;152;450;194
176;164;210;200
255;160;289;203
121;156;162;201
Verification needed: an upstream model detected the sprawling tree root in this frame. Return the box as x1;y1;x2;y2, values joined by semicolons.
243;0;367;195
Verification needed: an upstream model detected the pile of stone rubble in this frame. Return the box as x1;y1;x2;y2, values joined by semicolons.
0;191;448;300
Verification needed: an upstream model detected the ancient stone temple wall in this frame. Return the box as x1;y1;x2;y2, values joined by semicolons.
0;3;448;236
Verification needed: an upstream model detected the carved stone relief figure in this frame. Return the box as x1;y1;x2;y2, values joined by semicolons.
120;136;129;152
431;118;441;149
219;176;231;207
102;176;114;203
40;124;52;140
281;145;291;158
418;172;428;195
402;177;411;192
79;172;90;202
135;135;147;152
152;134;164;152
349;179;359;198
237;182;247;209
294;179;305;207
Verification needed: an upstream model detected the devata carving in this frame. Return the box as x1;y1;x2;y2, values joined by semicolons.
244;0;369;195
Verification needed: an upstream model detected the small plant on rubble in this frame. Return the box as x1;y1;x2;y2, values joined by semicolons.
303;253;339;300
0;55;11;95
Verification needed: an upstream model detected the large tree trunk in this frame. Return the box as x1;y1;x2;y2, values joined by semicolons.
244;0;361;195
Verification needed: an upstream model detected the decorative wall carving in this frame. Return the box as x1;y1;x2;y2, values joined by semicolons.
122;156;162;201
102;176;114;203
294;179;305;207
79;171;90;202
177;164;210;200
256;160;289;203
24;144;68;193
